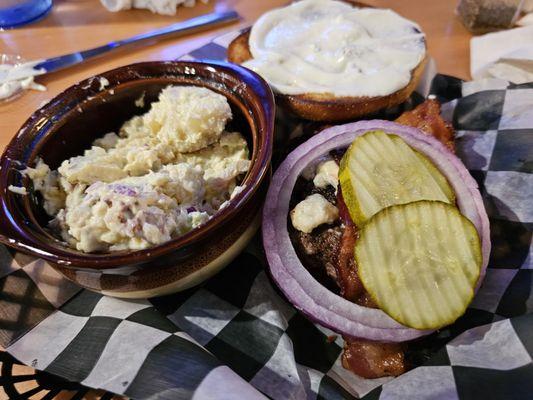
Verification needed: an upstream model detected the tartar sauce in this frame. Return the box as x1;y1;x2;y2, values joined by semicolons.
244;0;426;98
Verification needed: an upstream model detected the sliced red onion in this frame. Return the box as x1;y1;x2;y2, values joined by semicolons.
262;120;490;342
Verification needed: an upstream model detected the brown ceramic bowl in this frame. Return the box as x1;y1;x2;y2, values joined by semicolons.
0;61;274;298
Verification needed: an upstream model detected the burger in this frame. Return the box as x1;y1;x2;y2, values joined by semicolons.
262;100;490;378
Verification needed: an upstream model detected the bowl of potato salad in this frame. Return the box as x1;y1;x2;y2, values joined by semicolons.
0;61;274;298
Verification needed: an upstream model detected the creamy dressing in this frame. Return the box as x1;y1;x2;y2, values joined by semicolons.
243;0;426;97
0;61;46;100
26;86;251;253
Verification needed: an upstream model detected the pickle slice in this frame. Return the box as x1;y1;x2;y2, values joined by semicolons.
355;201;482;330
339;130;455;225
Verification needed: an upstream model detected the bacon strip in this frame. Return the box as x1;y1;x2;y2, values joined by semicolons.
342;338;406;378
335;188;366;302
395;99;455;151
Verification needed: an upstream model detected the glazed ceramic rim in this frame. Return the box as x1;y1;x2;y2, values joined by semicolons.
99;212;262;299
0;61;275;269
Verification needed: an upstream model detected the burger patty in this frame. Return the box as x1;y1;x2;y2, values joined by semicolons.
288;158;376;306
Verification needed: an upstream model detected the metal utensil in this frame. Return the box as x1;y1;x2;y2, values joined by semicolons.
0;10;239;84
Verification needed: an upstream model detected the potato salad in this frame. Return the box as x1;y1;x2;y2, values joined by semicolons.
26;86;250;252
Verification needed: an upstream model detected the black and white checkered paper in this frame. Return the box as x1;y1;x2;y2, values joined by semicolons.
0;31;531;399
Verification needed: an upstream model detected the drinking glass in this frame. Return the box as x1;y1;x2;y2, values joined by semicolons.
0;0;52;28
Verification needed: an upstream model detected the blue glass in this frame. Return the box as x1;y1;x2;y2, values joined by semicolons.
0;0;52;28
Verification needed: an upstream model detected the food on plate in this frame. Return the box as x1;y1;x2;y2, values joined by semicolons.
262;100;490;378
228;0;427;121
290;193;339;233
355;200;482;330
395;98;455;151
0;59;46;101
342;337;406;378
338;130;455;225
26;86;251;253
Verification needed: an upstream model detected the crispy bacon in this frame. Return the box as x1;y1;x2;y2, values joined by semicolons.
395;99;455;151
338;189;404;378
335;189;366;302
342;338;406;378
336;188;378;308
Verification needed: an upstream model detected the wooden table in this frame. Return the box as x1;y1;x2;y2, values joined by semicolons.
0;0;473;152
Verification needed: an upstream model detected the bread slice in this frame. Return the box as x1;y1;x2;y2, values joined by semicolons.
228;28;427;122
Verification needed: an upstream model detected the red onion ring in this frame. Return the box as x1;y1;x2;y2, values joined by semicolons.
262;120;490;342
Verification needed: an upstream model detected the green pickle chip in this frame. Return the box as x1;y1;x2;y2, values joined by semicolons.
355;201;482;330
